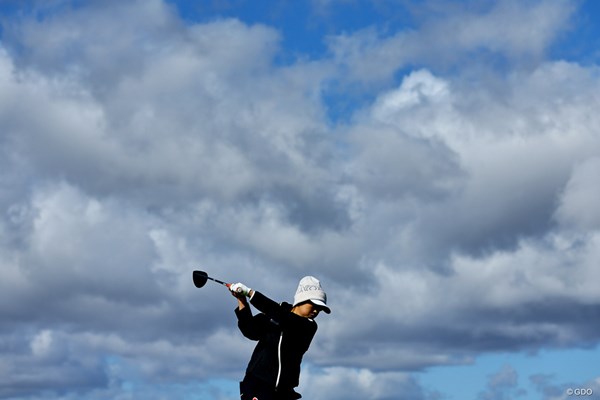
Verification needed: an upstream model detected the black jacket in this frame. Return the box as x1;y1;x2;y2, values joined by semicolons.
235;291;317;391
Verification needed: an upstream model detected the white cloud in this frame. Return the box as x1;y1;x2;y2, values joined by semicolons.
300;366;427;400
325;0;576;87
418;0;574;60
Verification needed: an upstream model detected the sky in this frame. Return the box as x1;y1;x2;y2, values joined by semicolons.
1;0;600;399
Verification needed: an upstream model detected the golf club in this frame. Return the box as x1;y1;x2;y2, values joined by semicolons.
192;270;231;289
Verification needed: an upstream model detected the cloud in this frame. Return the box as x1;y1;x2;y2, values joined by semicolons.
324;0;576;88
477;365;525;400
304;59;600;370
413;0;575;62
1;0;600;398
299;366;430;400
349;70;465;202
555;157;600;231
530;374;600;400
0;330;108;399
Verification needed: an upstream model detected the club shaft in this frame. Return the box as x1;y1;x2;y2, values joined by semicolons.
206;276;228;286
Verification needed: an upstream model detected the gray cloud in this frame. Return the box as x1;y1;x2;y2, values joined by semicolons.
555;157;600;231
530;374;600;400
477;365;524;400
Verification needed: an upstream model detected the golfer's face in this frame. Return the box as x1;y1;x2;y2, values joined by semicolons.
296;302;320;319
308;303;321;319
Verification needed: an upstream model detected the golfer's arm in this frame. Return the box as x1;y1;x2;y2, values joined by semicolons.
249;291;285;320
237;296;248;310
235;304;266;340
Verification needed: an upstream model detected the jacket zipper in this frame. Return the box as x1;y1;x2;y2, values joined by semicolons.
275;332;283;388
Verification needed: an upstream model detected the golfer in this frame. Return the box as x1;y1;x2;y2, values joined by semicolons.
230;276;330;400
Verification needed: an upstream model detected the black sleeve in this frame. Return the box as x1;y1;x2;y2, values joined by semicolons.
249;291;288;321
249;291;314;331
235;305;269;341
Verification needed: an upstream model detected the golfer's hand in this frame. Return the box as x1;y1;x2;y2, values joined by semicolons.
230;282;252;297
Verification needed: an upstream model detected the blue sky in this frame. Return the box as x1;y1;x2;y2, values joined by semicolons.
1;1;600;399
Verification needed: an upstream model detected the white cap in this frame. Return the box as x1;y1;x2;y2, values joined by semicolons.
293;276;331;314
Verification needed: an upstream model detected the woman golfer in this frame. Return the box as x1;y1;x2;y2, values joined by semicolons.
230;276;330;400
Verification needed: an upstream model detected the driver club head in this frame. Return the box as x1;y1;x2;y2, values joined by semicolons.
192;270;208;288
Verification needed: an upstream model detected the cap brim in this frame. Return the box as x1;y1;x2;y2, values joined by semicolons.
309;299;331;314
